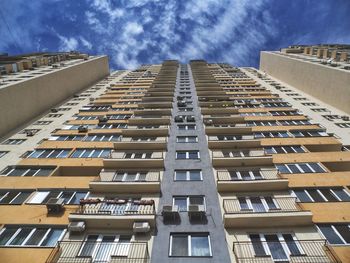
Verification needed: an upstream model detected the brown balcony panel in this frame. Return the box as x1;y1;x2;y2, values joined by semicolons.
46;241;150;263
216;169;288;192
90;170;161;193
232;240;340;263
223;197;312;228
69;201;156;228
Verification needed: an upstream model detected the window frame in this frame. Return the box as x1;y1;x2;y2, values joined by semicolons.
169;233;212;257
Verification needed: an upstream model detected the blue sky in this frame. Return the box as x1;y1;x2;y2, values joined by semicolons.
1;0;349;70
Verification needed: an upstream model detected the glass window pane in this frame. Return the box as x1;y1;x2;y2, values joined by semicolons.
189;171;201;181
308;190;325;202
288;164;302;173
189;152;199;159
25;229;48;246
238;197;250;210
294;190;313;202
276;165;290;174
249;234;266;256
11;192;32;204
8;168;27;176
191;235;210;256
171;235;188;256
176;152;186;159
318;225;344;244
71;149;83;158
332;189;350;201
319;189;338;202
175;171;187;181
41;229;64;247
10;228;32;245
35;168;53;176
174;197;187;212
0;228;17;245
282;234;302;256
69;192;87;204
309;163;325;173
189;197;204;205
0;192;17;204
334;225;350;243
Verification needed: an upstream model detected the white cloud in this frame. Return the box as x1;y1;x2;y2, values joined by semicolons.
57;34;78;51
80;37;93;49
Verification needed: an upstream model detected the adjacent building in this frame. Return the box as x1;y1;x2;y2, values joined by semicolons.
0;54;349;263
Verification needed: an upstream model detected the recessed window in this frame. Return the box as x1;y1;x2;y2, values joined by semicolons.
317;224;350;244
57;107;71;111
0;225;65;247
169;233;212;257
113;172;148;182
2;139;26;145
276;163;326;174
34;120;52;125
1;166;55;176
25;149;71;159
48;113;62;118
0;190;33;204
178;124;196;130
292;188;350;202
335;123;350;128
176;151;200;160
173;196;205;212
21;129;40;136
0;151;9;158
301;102;318;107
70;148;111;158
174;170;202;181
264;146;306;154
176;136;198;143
178;107;193;112
311;108;328;113
28;190;89;204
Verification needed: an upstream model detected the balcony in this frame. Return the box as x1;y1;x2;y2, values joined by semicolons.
104;151;165;168
203;114;244;124
232;240;339;263
223;197;312;227
69;199;156;228
211;149;273;167
137;102;172;108
113;137;167;150
205;124;252;135
141;96;173;102
46;241;150;263
216;169;288;192
127;116;170;126
89;170;161;193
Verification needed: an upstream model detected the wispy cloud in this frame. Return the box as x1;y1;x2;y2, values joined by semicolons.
1;1;349;69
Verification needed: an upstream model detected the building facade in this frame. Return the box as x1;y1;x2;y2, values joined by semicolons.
0;58;349;263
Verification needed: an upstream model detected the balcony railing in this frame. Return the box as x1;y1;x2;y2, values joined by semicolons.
208;135;255;141
97;171;161;183
232;240;340;263
73;199;155;216
223;197;301;214
212;149;267;158
109;151;164;160
46;241;150;263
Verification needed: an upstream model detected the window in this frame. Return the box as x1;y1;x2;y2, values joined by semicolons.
335;123;350;128
176;151;200;160
79;234;132;260
173;196;205;212
317;224;350;245
293;97;307;101
2;139;26;145
178;124;196;130
276;163;326;174
0;151;8;158
51;135;84;141
290;130;328;137
322;115;342;121
247;121;277;126
170;233;211;257
113;172;147;182
311;108;328;113
176;136;198;143
28;190;89;204
254;132;290;138
228;170;263;181
57;107;71;111
48;113;62;118
174;170;202;181
21;129;40;135
70;149;111;158
0;226;65;247
124;152;154;159
0;190;33;204
1;166;55;176
76;116;98;120
301;102;318;106
264;146;306;154
238;196;278;212
83;135;120;142
25;149;71;158
278;120;311;126
249;233;303;260
34;120;52;125
292;188;350;202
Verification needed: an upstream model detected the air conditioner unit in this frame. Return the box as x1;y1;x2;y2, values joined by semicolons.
98;115;108;122
188;205;206;221
25;130;35;137
162;205;179;221
78;125;88;132
133;222;150;233
46;198;65;214
174;116;184;122
68;221;85;233
51;108;58;113
204;119;213;126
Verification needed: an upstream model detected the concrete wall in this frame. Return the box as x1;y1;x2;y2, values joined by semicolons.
0;56;109;139
260;51;350;115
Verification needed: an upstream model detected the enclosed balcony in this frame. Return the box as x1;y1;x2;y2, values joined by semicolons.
211;149;273;167
104;151;165;168
203;114;244;124
69;199;156;228
232;240;339;263
90;170;161;193
223;196;312;228
122;125;169;137
46;240;150;263
138;102;172;108
207;135;259;149
216;168;288;192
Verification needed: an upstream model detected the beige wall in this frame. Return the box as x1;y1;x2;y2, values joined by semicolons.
260;51;350;115
0;56;109;139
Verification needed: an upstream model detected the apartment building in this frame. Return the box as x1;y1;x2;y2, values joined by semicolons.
260;44;350;115
0;57;349;263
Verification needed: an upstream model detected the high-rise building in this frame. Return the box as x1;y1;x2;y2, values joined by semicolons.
0;56;349;263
